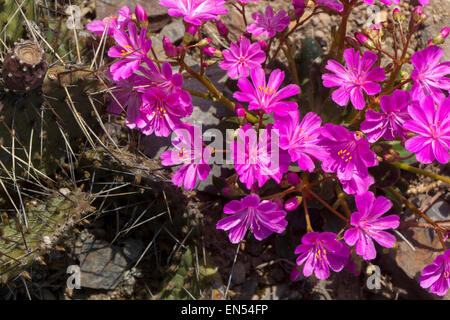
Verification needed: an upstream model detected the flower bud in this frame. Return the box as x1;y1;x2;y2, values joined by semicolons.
354;32;375;49
392;7;401;22
286;172;301;185
135;5;148;23
355;32;369;44
186;24;198;35
216;20;229;38
196;37;212;48
203;46;222;58
412;6;423;21
368;23;383;40
235;103;246;118
284;196;302;211
203;46;216;56
293;0;306;18
411;6;427;27
257;40;268;51
428;26;450;45
163;36;178;57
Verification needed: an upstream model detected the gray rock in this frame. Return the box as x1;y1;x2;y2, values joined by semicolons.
152;19;186;57
160;19;185;43
424;199;449;242
419;1;450;61
425;199;450;221
96;0;168;18
77;240;128;290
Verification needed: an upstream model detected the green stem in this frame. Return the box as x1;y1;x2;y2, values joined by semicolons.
391;162;450;185
183;88;210;100
180;60;258;124
303;194;314;233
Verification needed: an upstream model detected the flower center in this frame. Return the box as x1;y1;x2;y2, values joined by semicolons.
337;149;352;162
315;249;328;261
120;45;134;56
238;56;247;64
296;128;310;145
152;105;167;118
258;86;276;96
429;121;442;138
178;147;191;163
104;15;117;24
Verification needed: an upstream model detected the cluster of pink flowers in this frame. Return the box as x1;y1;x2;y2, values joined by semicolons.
86;0;450;297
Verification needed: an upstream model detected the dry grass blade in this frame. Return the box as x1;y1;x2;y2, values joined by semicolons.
224;245;240;300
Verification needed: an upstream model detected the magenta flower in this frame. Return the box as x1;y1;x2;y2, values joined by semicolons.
404;96;450;164
87;6;131;36
294;232;350;280
160;124;211;190
159;0;228;26
360;90;411;143
234;68;300;115
135;87;190;137
220;38;266;79
340;170;375;195
322;48;385;110
138;59;193;113
313;0;344;12
106;73;143;129
216;194;288;244
231;124;290;190
320;124;378;185
246;6;290;39
108;22;152;81
411;45;450;105
344;192;400;261
274;111;328;172
420;250;450;297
